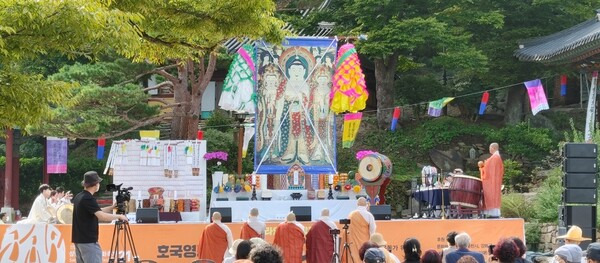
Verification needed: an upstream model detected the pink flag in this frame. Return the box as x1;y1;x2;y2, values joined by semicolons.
523;79;549;116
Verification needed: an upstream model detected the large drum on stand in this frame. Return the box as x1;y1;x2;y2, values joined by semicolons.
449;175;482;208
358;153;392;205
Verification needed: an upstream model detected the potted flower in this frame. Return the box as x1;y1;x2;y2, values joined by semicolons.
204;151;228;197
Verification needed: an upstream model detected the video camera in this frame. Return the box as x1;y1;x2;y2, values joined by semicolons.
339;218;351;225
106;183;133;215
330;229;341;235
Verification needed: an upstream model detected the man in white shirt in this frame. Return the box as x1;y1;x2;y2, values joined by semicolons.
20;184;54;224
240;207;266;239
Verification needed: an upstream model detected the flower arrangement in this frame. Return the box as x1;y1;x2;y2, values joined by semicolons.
204;151;228;174
356;150;377;160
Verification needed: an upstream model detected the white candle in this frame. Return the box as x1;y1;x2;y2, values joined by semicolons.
329;174;334;185
174;190;178;200
252;173;256;185
137;190;141;201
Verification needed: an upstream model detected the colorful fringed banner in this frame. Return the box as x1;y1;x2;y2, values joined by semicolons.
560;75;567;96
218;44;256;113
479;92;489;115
390;107;401;131
523;79;550;116
97;137;106;160
329;43;369;113
427;97;454;117
342;112;362;148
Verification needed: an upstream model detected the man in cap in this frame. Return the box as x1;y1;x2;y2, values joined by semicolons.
558;226;592;245
554;244;582;263
586;242;600;263
306;208;338;263
363;247;386;263
240;207;266;239
72;171;128;263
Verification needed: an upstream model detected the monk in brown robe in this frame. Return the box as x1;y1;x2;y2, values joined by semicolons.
273;212;305;263
306;208;338;263
342;197;376;263
480;142;504;218
240;207;266;239
198;212;233;262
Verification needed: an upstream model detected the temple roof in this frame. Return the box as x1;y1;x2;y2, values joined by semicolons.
515;11;600;64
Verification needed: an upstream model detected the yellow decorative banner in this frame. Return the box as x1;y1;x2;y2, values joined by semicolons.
139;130;160;139
342;112;362;148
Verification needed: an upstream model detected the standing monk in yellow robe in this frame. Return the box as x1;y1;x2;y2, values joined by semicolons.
273;212;305;263
342;197;376;263
480;142;504;218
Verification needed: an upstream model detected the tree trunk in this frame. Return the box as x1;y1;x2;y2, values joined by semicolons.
374;54;399;128
504;85;526;125
171;63;191;139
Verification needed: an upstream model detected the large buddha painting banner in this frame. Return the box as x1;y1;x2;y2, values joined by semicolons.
254;37;337;174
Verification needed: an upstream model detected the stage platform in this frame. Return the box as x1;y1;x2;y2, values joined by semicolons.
0;218;524;262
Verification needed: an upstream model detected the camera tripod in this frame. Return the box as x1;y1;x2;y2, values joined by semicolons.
332;223;354;263
108;220;140;263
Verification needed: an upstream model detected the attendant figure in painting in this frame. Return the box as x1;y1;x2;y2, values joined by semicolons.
306;208;337;263
257;65;284;160
240;208;266;239
197;212;233;263
480;143;504;218
273;212;305;263
343;197;376;263
309;65;333;163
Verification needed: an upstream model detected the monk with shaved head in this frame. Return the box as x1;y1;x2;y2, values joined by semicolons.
198;212;233;262
273;212;305;263
306;208;338;262
342;197;376;263
480;142;504;218
240;207;266;239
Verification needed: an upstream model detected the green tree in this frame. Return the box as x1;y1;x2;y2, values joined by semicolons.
0;0;142;130
113;0;285;139
292;0;493;127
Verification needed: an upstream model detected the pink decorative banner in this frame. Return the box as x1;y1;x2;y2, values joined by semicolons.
523;79;550;116
47;137;68;174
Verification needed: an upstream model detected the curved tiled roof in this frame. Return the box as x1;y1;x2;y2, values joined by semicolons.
515;13;600;64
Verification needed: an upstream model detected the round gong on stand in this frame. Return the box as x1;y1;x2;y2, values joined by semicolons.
357;153;392;205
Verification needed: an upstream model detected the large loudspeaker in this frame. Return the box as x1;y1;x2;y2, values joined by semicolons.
563;189;597;204
209;207;232;223
136;208;159;223
370;205;391;220
564;158;597;173
290;206;311;221
564;173;597;189
564;143;598;158
562;205;597;227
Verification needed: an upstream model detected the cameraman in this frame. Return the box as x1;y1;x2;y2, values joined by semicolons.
72;171;128;263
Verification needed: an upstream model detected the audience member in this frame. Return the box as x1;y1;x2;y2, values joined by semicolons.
554;244;582;263
511;237;532;263
250;244;283;263
445;233;485;263
224;239;243;263
234;240;252;263
456;255;478;263
359;242;380;261
557;226;591;245
249;237;268;248
364;247;386;263
370;233;400;263
422;250;442;263
442;231;458;263
493;238;520;263
0;213;7;224
586;242;600;263
403;238;422;263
